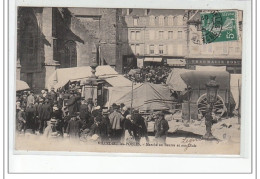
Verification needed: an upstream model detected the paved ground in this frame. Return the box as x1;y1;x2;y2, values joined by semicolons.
15;117;240;155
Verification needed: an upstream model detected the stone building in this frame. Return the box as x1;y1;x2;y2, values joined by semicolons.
117;9;189;73
17;8;243;92
186;10;243;74
17;7;119;92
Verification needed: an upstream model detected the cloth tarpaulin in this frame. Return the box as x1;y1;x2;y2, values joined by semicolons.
166;68;193;91
103;75;133;87
46;65;118;91
115;83;174;111
180;71;230;90
105;84;142;108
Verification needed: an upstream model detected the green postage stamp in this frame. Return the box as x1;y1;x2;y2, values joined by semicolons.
201;11;239;44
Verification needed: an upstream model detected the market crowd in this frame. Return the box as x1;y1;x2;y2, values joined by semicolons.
125;65;171;84
16;86;169;145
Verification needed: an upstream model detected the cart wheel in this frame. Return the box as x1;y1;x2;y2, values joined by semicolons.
197;93;226;117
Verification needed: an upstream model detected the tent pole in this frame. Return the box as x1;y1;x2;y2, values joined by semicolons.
238;79;241;124
130;79;134;115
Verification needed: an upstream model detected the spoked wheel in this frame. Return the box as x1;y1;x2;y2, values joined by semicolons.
197;93;226;117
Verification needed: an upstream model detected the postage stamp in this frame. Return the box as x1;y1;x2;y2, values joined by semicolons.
201;11;239;44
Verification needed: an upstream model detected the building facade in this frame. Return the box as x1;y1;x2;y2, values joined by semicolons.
186;10;243;74
17;8;243;92
117;9;189;73
17;7;119;92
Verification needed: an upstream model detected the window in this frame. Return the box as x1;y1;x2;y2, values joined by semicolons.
133;18;138;26
149;16;155;26
136;31;141;40
177;16;183;25
136;44;140;54
19;15;38;63
168;16;173;26
131;44;135;53
63;40;77;68
159;16;164;26
159;45;164;54
208;44;212;53
149;30;155;40
177;44;183;55
168;31;173;39
159;31;164;39
131;31;135;40
149;45;154;54
223;42;228;54
178;31;182;39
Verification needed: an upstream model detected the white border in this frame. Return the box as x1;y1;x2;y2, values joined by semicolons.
8;0;252;174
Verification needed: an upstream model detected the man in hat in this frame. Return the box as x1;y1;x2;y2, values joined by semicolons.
26;91;35;107
48;87;57;107
17;106;26;134
52;104;64;136
155;111;169;145
43;118;59;138
66;114;83;140
66;93;81;116
40;99;52;133
132;110;149;144
25;103;36;133
79;99;90;127
109;103;124;143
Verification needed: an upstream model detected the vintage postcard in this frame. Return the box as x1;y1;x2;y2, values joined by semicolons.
15;7;243;154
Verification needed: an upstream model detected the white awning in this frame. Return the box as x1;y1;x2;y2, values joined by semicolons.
196;65;226;71
167;59;186;66
144;57;154;62
153;57;162;62
16;80;30;91
144;57;162;62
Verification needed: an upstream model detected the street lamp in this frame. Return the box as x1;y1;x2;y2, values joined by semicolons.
83;58;99;101
203;75;219;139
206;76;219;105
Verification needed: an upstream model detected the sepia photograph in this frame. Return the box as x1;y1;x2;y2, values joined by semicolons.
15;7;243;154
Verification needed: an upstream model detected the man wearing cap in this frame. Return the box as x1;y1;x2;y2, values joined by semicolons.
109;103;124;143
155;112;169;145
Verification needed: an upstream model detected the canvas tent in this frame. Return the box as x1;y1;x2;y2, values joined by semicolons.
47;65;118;91
104;84;142;108
16;80;30;91
180;71;230;90
166;68;193;91
115;83;174;111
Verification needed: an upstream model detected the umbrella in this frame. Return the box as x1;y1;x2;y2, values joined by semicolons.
16;80;30;91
